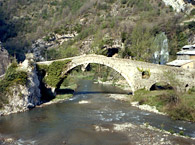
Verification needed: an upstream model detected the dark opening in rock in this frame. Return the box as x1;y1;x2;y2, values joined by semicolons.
107;48;119;57
150;82;173;91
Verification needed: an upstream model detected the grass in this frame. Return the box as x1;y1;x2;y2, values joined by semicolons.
52;94;73;102
52;82;77;102
132;89;195;122
52;70;93;102
166;92;195;122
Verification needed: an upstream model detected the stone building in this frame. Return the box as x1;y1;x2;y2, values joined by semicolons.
166;44;195;69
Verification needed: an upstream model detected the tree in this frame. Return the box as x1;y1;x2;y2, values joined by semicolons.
130;22;155;61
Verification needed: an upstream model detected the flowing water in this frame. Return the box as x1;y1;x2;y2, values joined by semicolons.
0;80;195;144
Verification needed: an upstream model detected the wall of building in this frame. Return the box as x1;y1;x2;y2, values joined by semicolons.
190;55;195;60
181;61;195;69
177;55;190;60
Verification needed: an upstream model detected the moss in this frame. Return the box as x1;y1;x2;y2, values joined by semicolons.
187;21;195;32
179;131;184;136
188;86;195;94
168;129;175;134
0;62;28;108
0;63;28;93
36;64;49;76
137;67;151;79
52;94;73;102
37;60;71;88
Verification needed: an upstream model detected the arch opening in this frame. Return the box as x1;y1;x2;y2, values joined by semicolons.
150;82;173;91
55;63;133;95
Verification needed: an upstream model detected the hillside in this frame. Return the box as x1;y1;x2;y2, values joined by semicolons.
0;42;10;75
0;0;194;62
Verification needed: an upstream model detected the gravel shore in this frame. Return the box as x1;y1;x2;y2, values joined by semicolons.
93;123;195;145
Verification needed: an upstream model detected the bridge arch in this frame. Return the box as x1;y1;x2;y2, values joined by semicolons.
37;54;195;95
56;60;135;93
149;81;173;91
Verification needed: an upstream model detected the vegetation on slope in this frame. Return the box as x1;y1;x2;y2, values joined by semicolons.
0;62;28;108
132;88;195;122
0;0;194;61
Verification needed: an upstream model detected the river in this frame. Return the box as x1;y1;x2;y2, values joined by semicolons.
0;80;195;145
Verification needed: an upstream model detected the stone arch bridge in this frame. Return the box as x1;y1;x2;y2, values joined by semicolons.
37;54;195;94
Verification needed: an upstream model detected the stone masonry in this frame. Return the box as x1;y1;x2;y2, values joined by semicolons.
37;54;195;94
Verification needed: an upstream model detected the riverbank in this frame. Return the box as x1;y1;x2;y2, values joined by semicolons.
132;89;195;122
107;94;195;140
109;94;167;115
1;79;195;145
96;78;195;122
0;136;36;145
94;122;195;144
1;122;194;145
96;79;167;115
38;84;77;107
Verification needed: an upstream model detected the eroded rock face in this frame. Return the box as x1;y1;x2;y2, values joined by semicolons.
0;42;10;76
0;54;41;116
162;0;194;13
32;33;76;61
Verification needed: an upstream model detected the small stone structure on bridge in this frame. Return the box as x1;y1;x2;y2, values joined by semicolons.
37;54;195;94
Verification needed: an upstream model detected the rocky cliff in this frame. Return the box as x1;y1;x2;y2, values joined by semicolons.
0;42;10;76
0;54;41;116
32;33;76;61
162;0;194;13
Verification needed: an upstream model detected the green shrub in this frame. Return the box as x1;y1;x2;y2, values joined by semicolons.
121;32;127;43
106;0;116;4
2;62;28;87
189;86;195;93
74;24;83;33
121;0;127;4
77;26;95;40
61;0;87;13
47;46;79;60
179;131;184;136
188;21;195;32
137;67;151;79
97;3;110;10
176;32;188;49
190;9;195;16
0;62;28;108
132;89;195;122
168;129;175;134
39;60;71;88
166;102;195;122
36;64;49;72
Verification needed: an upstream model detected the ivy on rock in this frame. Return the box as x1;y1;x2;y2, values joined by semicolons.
37;60;71;88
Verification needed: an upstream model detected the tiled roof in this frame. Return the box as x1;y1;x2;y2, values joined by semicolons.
182;44;195;49
166;60;194;66
177;50;195;55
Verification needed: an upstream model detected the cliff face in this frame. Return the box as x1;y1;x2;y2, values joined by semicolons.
32;33;76;61
0;54;41;116
0;42;10;76
162;0;194;13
